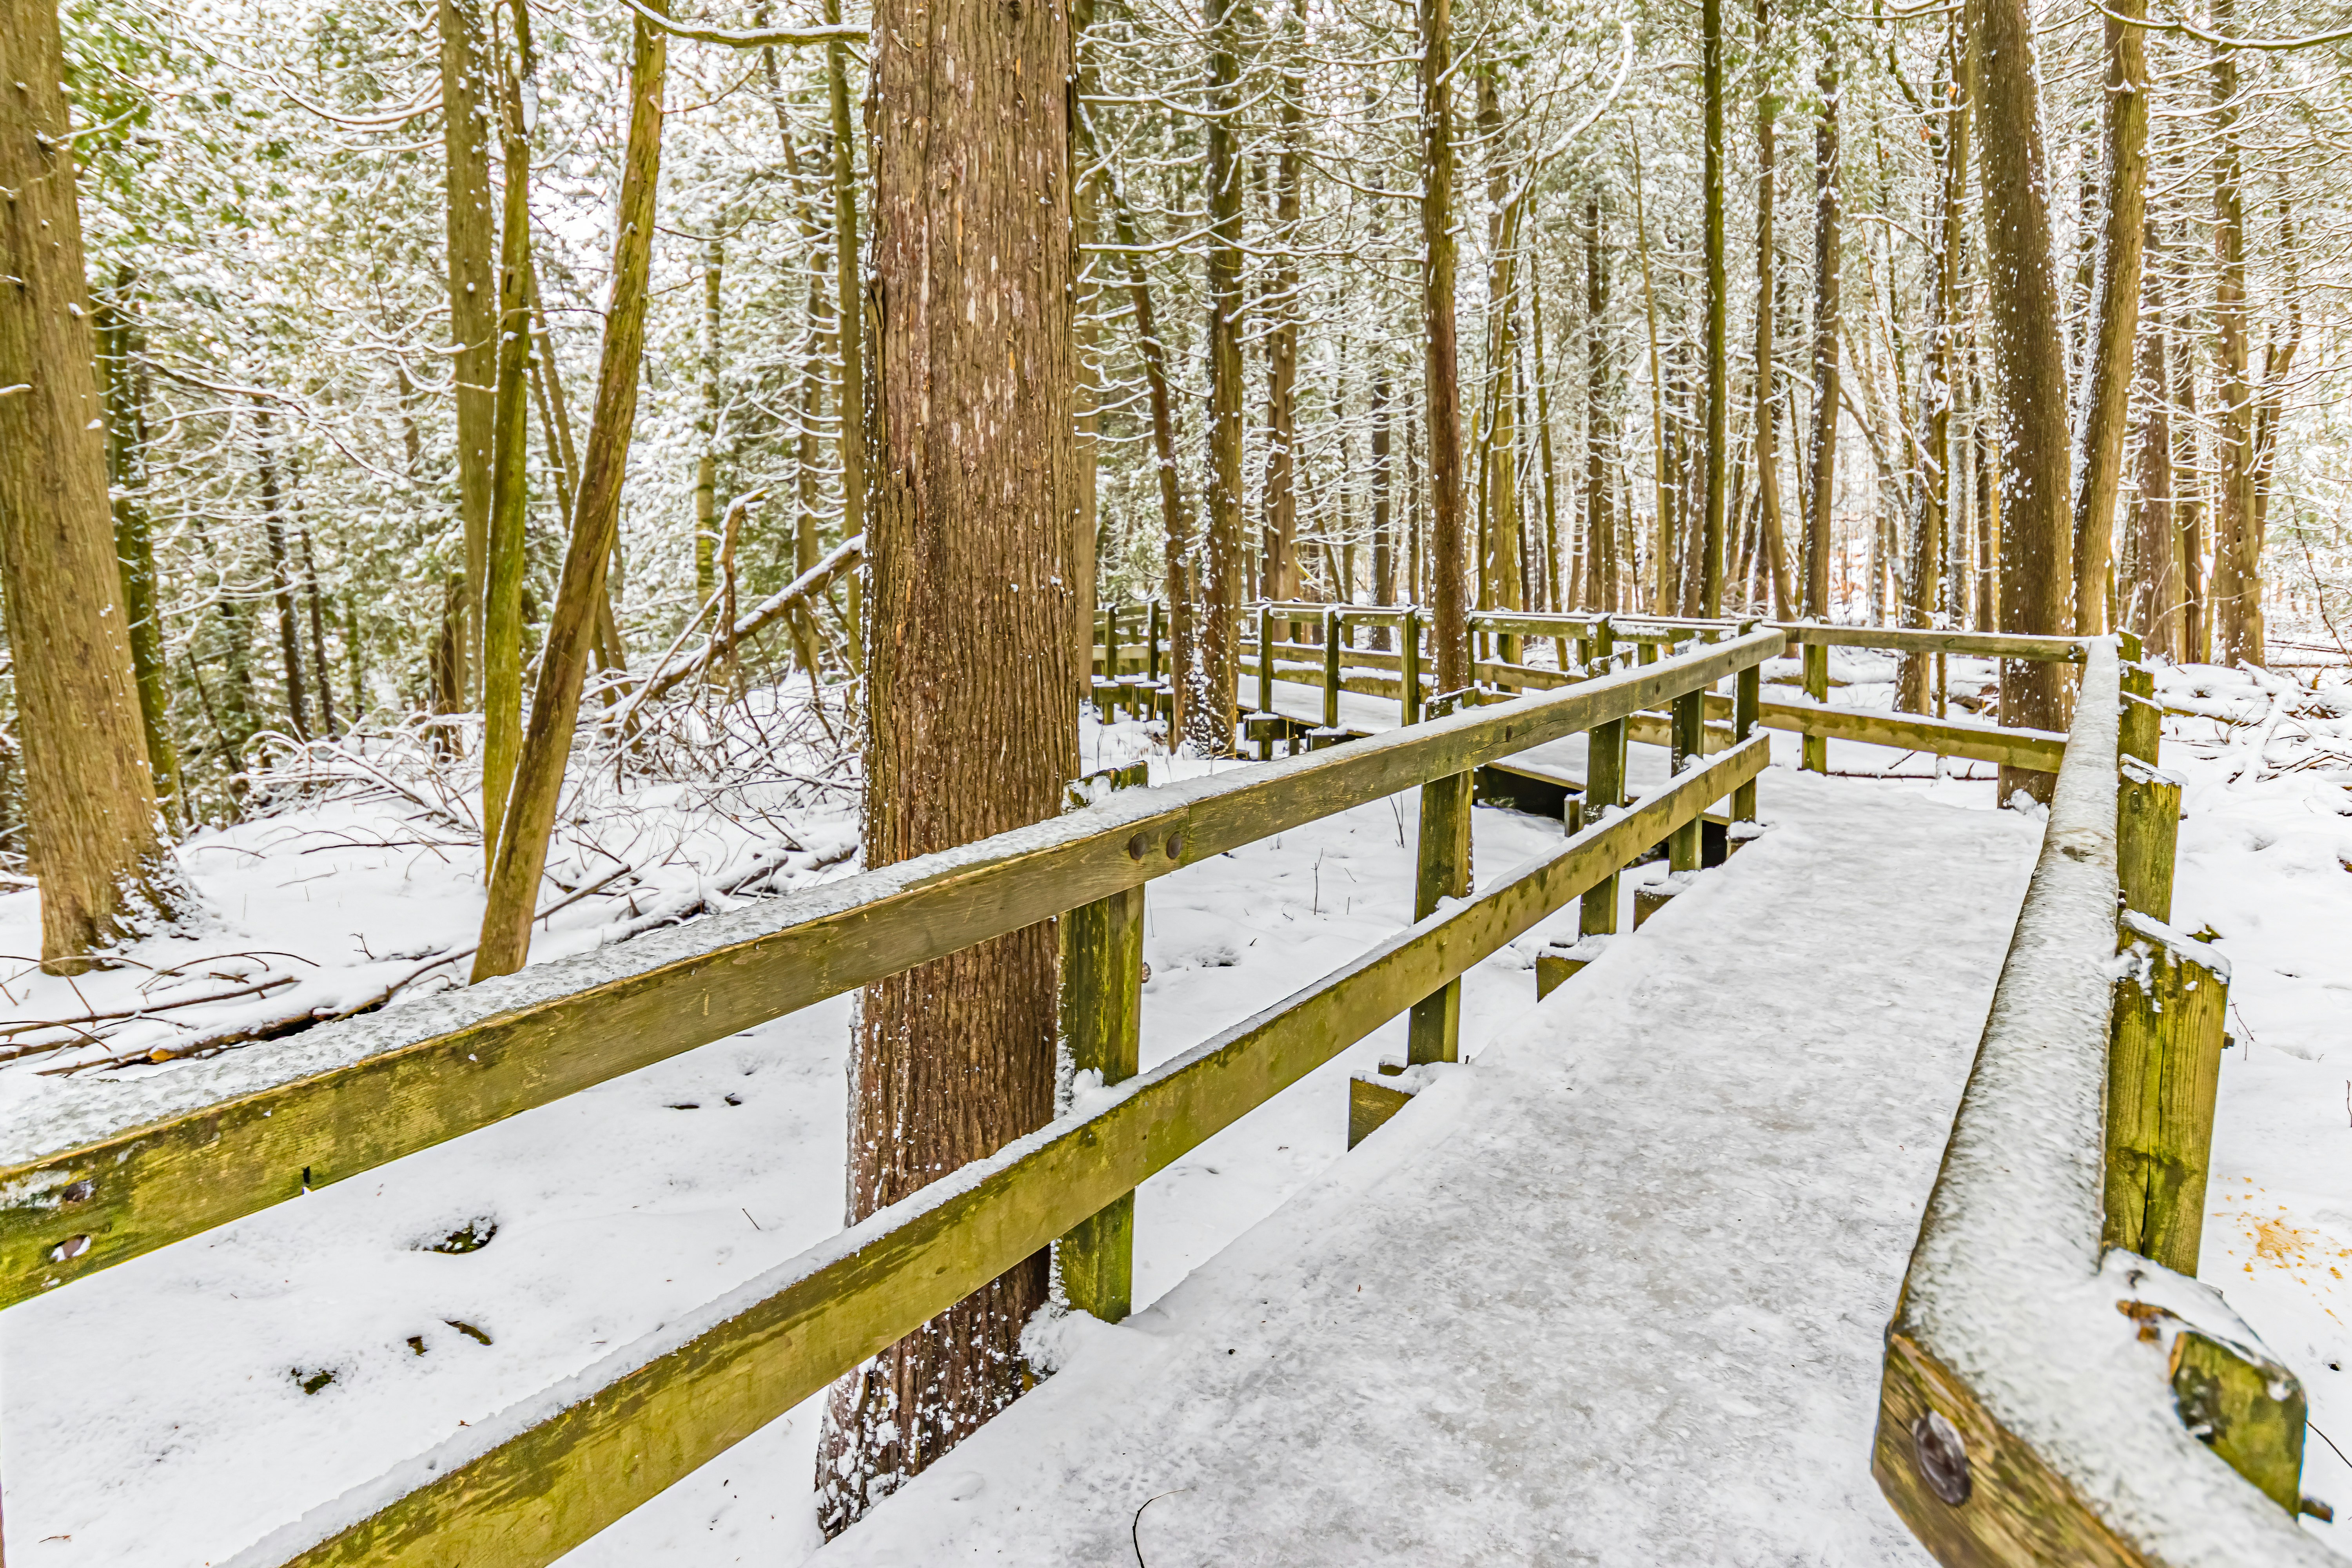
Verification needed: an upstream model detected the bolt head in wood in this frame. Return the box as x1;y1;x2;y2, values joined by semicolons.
1126;833;1147;862
1164;832;1183;861
1913;1409;1972;1506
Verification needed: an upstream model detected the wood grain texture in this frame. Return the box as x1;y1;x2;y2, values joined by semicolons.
248;737;1769;1568
0;634;1781;1309
2103;915;2226;1276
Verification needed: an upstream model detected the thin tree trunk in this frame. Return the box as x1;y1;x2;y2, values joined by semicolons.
480;31;534;869
0;0;181;964
1421;0;1468;691
694;238;723;605
1531;264;1563;617
1474;66;1523;659
1371;352;1395;636
1805;38;1840;621
1193;0;1245;749
95;270;182;819
2068;0;2150;635
2208;5;2258;665
1260;0;1305;607
1630;147;1672;616
2175;295;2206;662
1900;31;1970;709
438;0;496;705
815;0;1078;1526
1975;0;2075;795
1701;0;1728;614
1584;194;1615;611
2126;224;2181;661
473;0;665;978
826;0;866;659
301;527;337;735
256;412;309;739
1753;10;1791;620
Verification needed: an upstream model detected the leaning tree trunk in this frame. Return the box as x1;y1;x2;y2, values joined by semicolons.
471;0;666;982
438;0;496;706
813;0;1080;1531
1421;0;1468;691
2068;0;2150;637
0;0;181;966
1974;0;2075;800
480;38;534;868
1192;0;1244;751
1804;38;1840;622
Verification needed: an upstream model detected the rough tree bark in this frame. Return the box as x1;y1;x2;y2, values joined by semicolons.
1804;38;1840;621
437;0;496;706
1974;0;2075;798
1700;0;1728;615
1260;0;1304;606
1753;2;1791;620
2068;0;2150;636
2125;223;2181;661
812;0;1080;1529
1421;0;1468;691
1584;193;1615;611
480;22;534;867
826;0;866;653
94;272;182;817
472;0;666;980
1898;29;1971;710
0;0;182;965
1474;65;1524;659
1193;0;1244;749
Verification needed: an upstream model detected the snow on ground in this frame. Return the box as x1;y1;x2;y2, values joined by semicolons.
4;653;2349;1563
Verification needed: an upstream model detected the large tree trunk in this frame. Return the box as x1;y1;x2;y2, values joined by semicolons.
1752;5;1791;620
1974;0;2075;798
1192;0;1244;749
438;0;496;706
2207;6;2258;666
826;0;866;637
1804;39;1840;621
2068;0;2150;636
1584;193;1615;611
814;0;1079;1530
0;0;181;965
1420;0;1468;691
1899;30;1971;710
1700;0;1728;615
1474;66;1523;658
472;0;666;981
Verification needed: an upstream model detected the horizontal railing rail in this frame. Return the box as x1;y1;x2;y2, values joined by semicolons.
1871;639;2326;1565
223;720;1772;1568
0;630;1779;1314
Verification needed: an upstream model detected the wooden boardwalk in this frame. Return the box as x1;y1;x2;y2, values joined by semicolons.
811;770;2041;1566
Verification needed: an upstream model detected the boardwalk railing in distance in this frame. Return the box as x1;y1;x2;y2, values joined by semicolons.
1871;638;2330;1566
1;631;1781;1566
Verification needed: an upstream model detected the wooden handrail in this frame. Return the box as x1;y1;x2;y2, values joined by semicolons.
0;631;1781;1310
1871;640;2326;1565
220;735;1773;1568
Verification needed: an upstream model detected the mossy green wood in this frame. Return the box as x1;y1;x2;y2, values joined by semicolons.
1579;715;1628;938
1802;641;1830;773
1347;1072;1414;1147
1732;660;1762;821
2116;757;2181;925
1762;701;2065;773
1057;879;1142;1323
1775;623;2088;662
263;735;1770;1568
0;631;1780;1309
1323;607;1344;730
1669;689;1704;871
2103;914;2227;1277
2169;1329;2307;1515
1406;768;1472;1065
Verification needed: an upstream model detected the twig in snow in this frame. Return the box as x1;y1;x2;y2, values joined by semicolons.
1131;1489;1189;1568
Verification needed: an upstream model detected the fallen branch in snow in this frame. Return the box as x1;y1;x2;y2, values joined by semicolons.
630;533;864;708
0;975;302;1056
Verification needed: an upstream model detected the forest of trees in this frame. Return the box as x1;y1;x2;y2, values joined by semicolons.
3;0;2349;1526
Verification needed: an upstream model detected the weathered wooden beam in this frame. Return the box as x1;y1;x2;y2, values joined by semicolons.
1580;716;1627;938
2103;911;2228;1278
1801;642;1829;773
1057;877;1143;1323
1406;768;1472;1065
1773;622;2088;662
2116;757;2182;925
1760;701;2066;773
2170;1329;2307;1516
0;632;1784;1308
243;735;1771;1568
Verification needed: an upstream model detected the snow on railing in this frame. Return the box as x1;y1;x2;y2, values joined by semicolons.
1871;638;2331;1566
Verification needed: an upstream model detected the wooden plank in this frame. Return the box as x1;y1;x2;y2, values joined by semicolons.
1056;879;1143;1323
2170;1330;2307;1516
1773;623;2088;662
1759;701;2066;772
2116;757;2181;924
1406;768;1472;1065
2103;912;2228;1278
0;631;1784;1308
254;735;1772;1568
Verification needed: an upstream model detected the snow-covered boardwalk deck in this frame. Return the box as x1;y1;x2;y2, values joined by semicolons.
815;770;2040;1566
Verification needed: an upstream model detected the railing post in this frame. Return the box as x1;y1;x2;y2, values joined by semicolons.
1105;600;1122;690
2104;911;2228;1279
1732;624;1762;824
1057;886;1146;1322
1323;606;1343;732
2119;628;2161;767
1399;606;1422;726
1147;599;1163;685
1579;712;1626;937
2118;755;2182;924
1668;682;1704;872
1406;770;1472;1063
1257;601;1275;720
1802;629;1829;773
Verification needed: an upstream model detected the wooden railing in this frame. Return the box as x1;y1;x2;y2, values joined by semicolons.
1870;637;2329;1566
1;630;1780;1566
